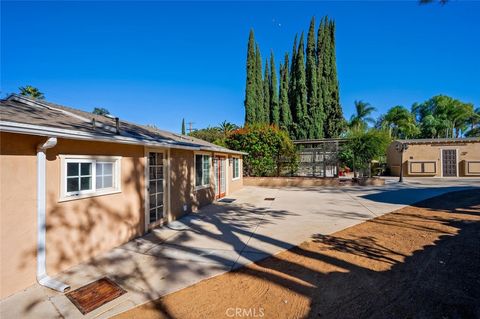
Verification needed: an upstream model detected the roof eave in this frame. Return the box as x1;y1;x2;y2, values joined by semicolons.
0;120;246;155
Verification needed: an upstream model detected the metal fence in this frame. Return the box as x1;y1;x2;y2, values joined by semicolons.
293;138;347;177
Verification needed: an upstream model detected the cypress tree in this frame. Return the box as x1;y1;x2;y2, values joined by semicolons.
317;17;332;137
326;20;344;137
244;30;257;125
263;59;271;124
289;34;298;122
279;53;292;130
181;118;186;135
255;43;264;123
293;33;308;140
270;52;280;126
306;17;322;139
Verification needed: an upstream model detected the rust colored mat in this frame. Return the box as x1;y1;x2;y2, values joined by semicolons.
66;277;126;314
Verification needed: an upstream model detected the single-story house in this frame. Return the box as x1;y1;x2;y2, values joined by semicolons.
0;94;245;299
387;138;480;177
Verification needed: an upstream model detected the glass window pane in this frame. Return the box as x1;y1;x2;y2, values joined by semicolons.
67;163;79;177
157;180;163;193
149;180;156;193
67;177;79;192
96;176;103;189
157;207;163;219
156;167;163;179
149;153;156;165
96;163;103;176
149;209;157;223
149;167;156;180
204;171;210;185
80;176;92;190
103;163;113;175
149;195;156;209
81;163;92;176
195;155;203;186
103;176;113;188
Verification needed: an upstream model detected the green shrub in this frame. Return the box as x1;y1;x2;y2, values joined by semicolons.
225;124;298;177
340;129;391;177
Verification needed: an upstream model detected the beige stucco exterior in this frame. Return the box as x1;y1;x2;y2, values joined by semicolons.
0;132;243;299
387;139;480;177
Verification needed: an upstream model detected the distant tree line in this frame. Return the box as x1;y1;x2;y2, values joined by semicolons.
347;95;479;139
244;17;345;140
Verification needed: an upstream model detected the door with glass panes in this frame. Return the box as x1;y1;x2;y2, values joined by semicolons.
213;156;226;199
147;152;165;225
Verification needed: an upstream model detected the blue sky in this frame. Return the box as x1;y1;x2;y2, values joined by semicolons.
2;1;479;133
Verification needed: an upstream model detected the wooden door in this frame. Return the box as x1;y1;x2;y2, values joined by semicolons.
442;149;457;177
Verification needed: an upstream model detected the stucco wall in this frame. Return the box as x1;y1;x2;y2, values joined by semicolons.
169;149;216;220
1;132;242;299
228;156;243;194
1;133;44;299
387;141;480;177
0;132;145;298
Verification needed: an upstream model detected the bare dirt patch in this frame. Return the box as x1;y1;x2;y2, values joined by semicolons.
116;189;480;319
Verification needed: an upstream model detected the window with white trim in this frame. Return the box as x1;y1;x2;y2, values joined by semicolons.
63;156;121;199
195;154;210;187
232;158;240;179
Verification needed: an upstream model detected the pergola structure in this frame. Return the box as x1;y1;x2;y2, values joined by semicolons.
293;138;347;177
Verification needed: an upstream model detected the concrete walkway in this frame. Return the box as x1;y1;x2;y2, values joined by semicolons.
1;178;479;319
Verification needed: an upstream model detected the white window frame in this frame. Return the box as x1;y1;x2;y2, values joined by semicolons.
194;153;211;190
232;157;240;180
60;155;121;201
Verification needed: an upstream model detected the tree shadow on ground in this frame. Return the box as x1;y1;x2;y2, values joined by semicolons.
122;189;480;319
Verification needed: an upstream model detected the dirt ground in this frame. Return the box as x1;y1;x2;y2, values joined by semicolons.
116;189;480;319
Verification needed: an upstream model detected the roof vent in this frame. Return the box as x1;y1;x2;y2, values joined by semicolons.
115;117;120;134
92;118;96;131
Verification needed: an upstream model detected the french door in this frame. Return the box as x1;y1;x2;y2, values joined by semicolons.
213;156;226;199
147;151;165;225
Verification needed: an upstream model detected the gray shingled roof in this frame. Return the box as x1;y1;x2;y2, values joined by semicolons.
0;94;246;155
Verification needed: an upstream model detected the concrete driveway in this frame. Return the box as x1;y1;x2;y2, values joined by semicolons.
1;178;479;319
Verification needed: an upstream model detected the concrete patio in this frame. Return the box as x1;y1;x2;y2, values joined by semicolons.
1;178;479;319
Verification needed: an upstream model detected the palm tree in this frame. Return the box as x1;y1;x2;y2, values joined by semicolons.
19;85;45;99
217;121;239;136
379;105;419;139
465;107;480;137
349;100;376;130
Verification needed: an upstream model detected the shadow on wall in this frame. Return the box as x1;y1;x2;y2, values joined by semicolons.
18;149;217;318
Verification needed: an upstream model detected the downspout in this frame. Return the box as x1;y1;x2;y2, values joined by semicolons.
37;137;70;292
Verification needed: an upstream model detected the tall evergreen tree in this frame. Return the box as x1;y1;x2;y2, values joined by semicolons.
279;53;293;130
326;20;344;137
270;52;280;126
244;30;257;125
255;43;264;123
263;59;271;124
317;17;329;136
289;34;298;127
293;33;308;139
181;118;186;135
306;17;322;139
319;18;344;137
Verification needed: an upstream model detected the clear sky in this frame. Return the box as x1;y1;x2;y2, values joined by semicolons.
2;1;479;133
